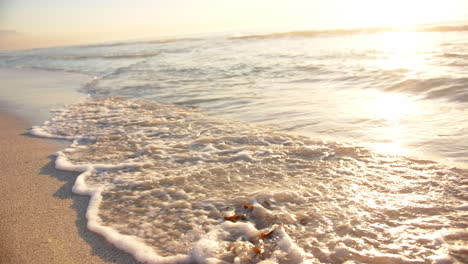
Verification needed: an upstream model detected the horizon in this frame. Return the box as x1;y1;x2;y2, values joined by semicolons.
1;0;468;51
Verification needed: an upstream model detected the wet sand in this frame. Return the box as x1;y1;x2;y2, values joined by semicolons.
0;68;139;263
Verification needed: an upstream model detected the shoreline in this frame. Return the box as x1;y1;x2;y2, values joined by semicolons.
0;113;139;264
0;67;139;263
0;67;89;124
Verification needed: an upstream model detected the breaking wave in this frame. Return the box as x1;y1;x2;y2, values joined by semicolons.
231;25;468;40
385;77;468;102
30;97;468;264
76;38;203;49
48;51;161;60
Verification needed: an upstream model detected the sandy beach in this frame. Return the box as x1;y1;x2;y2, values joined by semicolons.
0;68;138;263
1;25;467;263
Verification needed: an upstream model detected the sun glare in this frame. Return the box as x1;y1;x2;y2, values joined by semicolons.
370;92;418;121
345;0;461;28
374;31;427;71
357;91;420;156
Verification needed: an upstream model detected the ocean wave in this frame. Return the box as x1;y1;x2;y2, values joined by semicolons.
230;27;391;40
30;97;467;264
48;51;161;60
423;25;468;32
439;52;468;60
77;41;133;48
441;41;468;46
78;38;203;49
385;77;468;102
231;24;468;40
141;37;203;44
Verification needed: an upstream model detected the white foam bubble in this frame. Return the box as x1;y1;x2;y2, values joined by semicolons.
30;97;468;263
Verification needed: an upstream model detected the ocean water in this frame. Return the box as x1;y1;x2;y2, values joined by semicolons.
1;25;468;263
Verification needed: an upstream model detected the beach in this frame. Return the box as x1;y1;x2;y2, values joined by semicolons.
1;28;467;263
0;68;138;264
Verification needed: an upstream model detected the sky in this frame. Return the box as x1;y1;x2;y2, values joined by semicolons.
1;0;468;50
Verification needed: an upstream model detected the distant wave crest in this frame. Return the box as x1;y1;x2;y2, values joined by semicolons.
423;25;468;32
79;38;202;48
48;51;161;60
231;28;391;39
231;25;468;40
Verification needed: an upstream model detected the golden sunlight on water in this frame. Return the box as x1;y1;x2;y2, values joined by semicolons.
374;32;427;72
369;134;407;156
358;91;421;156
369;92;419;121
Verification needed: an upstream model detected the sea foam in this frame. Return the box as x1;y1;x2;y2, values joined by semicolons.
30;97;468;263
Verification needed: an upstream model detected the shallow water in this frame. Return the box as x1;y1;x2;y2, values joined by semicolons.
2;25;468;263
2;28;468;165
0;68;88;124
30;97;468;263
